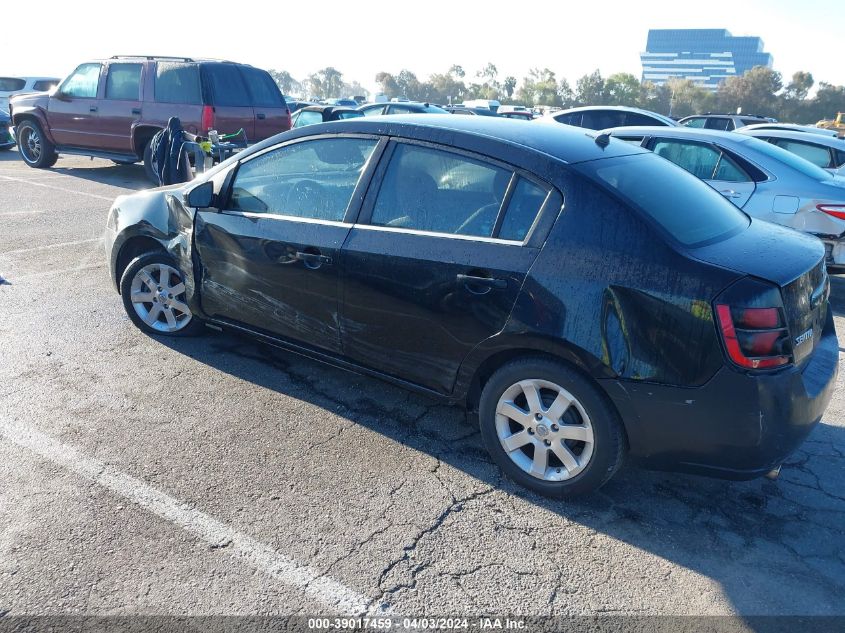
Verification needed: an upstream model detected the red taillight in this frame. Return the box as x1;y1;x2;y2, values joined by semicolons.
715;304;791;370
817;204;845;220
201;105;215;134
285;107;292;130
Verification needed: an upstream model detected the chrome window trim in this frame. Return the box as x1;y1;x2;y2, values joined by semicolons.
349;222;528;246
219;210;351;228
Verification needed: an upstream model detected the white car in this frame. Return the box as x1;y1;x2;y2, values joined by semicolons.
0;76;60;111
604;126;845;271
736;123;840;138
735;128;845;173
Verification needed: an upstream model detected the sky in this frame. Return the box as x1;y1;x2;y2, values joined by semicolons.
3;0;842;96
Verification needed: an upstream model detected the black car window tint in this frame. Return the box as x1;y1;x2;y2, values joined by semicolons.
370;143;510;238
704;118;731;131
240;66;284;108
61;64;101;98
155;63;201;104
0;78;26;91
227;138;377;221
498;178;549;242
836;150;845;168
204;64;251;107
625;112;663;126
32;80;58;91
653;140;722;180
581;110;624;130
105;64;142;100
589;153;748;247
774;139;833;168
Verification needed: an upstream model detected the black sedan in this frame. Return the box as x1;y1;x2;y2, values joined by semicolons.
0;109;14;150
290;105;362;128
104;116;837;497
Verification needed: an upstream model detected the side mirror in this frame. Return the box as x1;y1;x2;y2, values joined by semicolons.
184;181;215;209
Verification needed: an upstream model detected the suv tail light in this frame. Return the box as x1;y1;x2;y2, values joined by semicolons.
713;277;793;371
201;105;215;135
817;204;845;220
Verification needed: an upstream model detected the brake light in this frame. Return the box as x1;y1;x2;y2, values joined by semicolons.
817;204;845;220
201;105;215;134
715;305;791;369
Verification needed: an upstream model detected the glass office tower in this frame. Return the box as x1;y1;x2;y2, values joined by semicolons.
640;29;773;91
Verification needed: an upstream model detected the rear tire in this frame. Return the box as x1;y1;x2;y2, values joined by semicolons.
119;251;204;337
142;139;157;185
16;119;57;168
478;357;626;497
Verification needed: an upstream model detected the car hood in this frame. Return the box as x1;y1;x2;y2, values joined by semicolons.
690;217;824;287
9;91;49;110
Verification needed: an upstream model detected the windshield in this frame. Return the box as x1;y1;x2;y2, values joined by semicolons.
582;153;749;247
741;136;833;181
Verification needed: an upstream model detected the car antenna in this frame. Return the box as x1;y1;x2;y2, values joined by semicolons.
593;132;611;148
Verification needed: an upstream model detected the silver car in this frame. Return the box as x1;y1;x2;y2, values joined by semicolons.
604;126;845;271
734;128;845;174
736;123;840;138
536;106;678;130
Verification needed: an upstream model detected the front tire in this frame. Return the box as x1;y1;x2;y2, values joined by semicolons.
16;119;57;168
478;357;626;497
119;252;203;337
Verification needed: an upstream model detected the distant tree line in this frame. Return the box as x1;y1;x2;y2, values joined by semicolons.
268;64;844;124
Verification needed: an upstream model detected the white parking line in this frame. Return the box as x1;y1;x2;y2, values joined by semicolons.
1;237;102;256
0;210;46;216
0;418;383;615
0;174;114;201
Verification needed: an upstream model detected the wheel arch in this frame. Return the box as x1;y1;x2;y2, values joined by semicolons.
114;235;167;293
131;125;163;158
12;111;56;145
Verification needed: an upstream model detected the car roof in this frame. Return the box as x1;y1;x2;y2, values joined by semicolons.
299;105;356;113
261;114;649;165
736;128;845;149
543;105;678;126
604;126;753;145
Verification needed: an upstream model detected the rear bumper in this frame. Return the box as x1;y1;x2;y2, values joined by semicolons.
602;309;838;479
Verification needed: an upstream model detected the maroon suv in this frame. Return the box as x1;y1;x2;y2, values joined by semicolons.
9;56;291;181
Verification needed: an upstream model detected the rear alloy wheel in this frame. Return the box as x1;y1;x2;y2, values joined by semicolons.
479;358;626;497
120;252;203;336
16;119;57;168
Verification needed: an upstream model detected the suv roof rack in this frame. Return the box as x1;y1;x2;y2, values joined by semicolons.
110;55;195;62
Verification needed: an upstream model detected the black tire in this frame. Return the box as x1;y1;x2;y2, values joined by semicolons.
119;251;204;337
16;119;58;168
478;357;626;498
142;139;157;185
111;158;138;165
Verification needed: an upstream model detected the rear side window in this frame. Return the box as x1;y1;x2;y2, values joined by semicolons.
772;139;832;168
155;63;201;104
32;80;58;91
293;110;322;127
370;143;510;238
705;118;732;131
581;110;625;129
744;136;834;181
239;66;284;108
361;105;384;116
203;64;251;107
741;118;764;127
0;78;26;91
499;178;549;241
587;153;749;247
625;112;664;126
652;140;750;182
554;112;582;126
105;64;142;100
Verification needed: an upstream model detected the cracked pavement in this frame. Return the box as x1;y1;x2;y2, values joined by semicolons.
0;152;843;618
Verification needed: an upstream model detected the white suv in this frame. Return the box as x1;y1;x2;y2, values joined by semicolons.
0;76;60;111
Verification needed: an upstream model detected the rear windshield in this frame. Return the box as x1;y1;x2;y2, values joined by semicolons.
155;63;201;104
741;136;834;181
203;64;251;107
0;78;26;91
584;153;749;247
239;66;285;108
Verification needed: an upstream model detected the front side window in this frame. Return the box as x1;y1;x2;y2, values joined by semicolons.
652;140;749;182
292;110;322;128
155;63;201;104
681;117;706;128
336;111;363;120
61;64;101;98
585;153;749;247
773;139;833;168
227;138;377;221
370;143;511;238
105;64;142;100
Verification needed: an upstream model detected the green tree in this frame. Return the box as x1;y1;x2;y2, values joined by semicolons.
396;69;424;100
267;70;301;96
784;71;814;101
666;78;715;117
375;72;401;99
604;73;641;106
502;76;517;100
449;65;466;79
638;81;672;115
717;66;783;117
574;70;606;106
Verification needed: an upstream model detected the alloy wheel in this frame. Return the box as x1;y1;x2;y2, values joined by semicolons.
20;126;42;163
129;263;193;333
495;379;595;481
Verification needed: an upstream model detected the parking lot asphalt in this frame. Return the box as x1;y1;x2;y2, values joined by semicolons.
0;149;843;619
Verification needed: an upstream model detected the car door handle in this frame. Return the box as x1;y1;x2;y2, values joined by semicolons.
294;251;332;267
131;108;142;115
720;190;743;199
89;106;98;113
256;113;266;120
457;273;507;290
